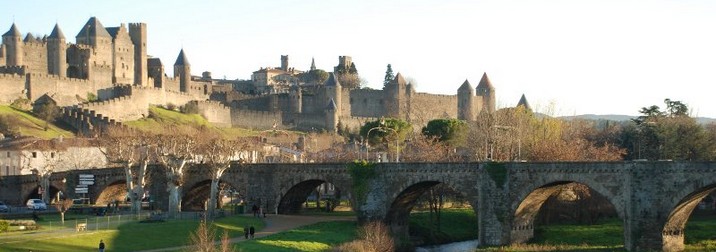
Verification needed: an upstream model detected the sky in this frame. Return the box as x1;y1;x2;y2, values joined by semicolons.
2;0;715;117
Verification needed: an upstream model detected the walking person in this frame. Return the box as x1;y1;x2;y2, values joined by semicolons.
244;226;249;239
251;204;258;217
98;239;105;252
249;226;255;239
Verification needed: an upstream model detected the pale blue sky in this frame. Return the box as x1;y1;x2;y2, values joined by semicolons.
2;0;715;117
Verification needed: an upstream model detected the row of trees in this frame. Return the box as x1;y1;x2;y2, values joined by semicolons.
98;127;253;219
343;98;714;163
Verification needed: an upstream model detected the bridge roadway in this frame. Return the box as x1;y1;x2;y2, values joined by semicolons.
1;161;714;251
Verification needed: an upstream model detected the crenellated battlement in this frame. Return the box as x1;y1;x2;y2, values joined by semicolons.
27;72;90;83
0;66;27;75
59;106;124;136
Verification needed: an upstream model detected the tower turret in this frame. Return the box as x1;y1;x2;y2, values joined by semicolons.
2;23;23;66
174;49;191;92
457;79;476;121
310;57;316;71
476;72;496;113
324;72;342;117
517;94;532;112
289;84;302;113
47;23;67;77
325;98;339;132
128;23;148;86
281;55;289;71
385;72;407;119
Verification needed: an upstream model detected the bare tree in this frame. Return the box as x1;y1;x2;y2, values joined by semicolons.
20;141;63;204
195;133;249;219
54;198;74;224
98;127;151;215
155;132;197;219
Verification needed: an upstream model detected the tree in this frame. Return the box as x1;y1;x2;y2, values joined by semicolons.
20;140;64;204
195;132;250;219
383;64;394;87
0;115;20;137
300;69;329;84
54;198;73;224
98;127;151;215
359;118;412;161
154;131;197;219
422;119;467;146
335;72;364;89
34;100;60;131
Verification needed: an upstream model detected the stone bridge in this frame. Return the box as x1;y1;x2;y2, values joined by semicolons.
1;161;714;251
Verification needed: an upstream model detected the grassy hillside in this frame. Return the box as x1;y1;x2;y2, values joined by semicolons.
124;106;272;139
0;105;74;139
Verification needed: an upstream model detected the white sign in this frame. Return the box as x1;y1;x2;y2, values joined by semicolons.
79;174;95;179
78;180;95;185
75;188;88;193
76;184;88;188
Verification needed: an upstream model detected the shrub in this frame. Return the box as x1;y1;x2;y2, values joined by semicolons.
166;103;177;111
10;98;31;110
333;221;394;252
86;92;98;102
0;221;8;232
181;102;200;114
0;115;21;137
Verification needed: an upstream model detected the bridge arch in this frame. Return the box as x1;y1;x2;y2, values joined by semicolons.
511;178;624;244
662;182;716;251
24;185;64;205
277;179;347;214
182;179;241;211
384;175;479;243
95;179;127;205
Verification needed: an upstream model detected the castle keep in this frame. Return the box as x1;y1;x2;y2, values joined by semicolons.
0;17;517;133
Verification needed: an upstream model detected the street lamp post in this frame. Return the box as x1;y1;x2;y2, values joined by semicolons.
366;121;400;163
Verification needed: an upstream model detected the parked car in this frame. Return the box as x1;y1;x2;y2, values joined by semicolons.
0;201;9;212
26;199;47;210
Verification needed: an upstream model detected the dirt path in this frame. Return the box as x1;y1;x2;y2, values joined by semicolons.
137;214;355;252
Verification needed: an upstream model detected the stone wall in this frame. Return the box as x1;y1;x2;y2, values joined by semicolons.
0;73;26;104
22;41;48;73
59;107;124;136
349;89;386;117
26;73;96;106
231;108;282;130
195;100;231;126
408;93;457;127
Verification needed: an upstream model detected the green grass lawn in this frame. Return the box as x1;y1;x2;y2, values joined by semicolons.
235;221;357;252
0;105;74;139
0;214;264;252
409;208;478;245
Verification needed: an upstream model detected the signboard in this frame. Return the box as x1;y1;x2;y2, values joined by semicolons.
79;174;94;179
75;187;88;194
78;180;95;185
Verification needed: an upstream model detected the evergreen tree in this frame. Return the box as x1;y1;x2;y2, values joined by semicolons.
383;64;394;87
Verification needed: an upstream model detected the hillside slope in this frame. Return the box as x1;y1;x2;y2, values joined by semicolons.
0;105;75;139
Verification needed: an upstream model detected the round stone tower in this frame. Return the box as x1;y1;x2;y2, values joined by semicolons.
476;72;496;113
47;23;67;77
324;72;342;116
289;84;302;113
2;23;23;66
457;79;475;121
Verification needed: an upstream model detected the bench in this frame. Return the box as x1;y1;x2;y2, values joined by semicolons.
76;223;87;232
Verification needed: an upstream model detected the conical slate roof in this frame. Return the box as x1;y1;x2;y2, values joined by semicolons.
324;72;340;87
174;49;190;66
48;23;65;39
476;72;494;90
23;33;35;42
326;98;337;110
394;72;407;86
76;17;112;38
310;57;316;71
3;23;21;37
458;79;474;92
517;94;532;111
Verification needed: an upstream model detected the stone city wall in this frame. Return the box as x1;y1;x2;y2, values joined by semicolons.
22;41;48;73
0;73;26;104
195;100;232;126
408;93;457;127
26;73;95;106
230;108;282;130
349;89;386;118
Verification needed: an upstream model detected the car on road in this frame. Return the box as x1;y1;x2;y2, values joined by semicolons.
0;201;9;212
26;199;47;210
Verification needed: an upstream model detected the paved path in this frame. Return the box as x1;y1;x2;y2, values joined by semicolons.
138;214;355;252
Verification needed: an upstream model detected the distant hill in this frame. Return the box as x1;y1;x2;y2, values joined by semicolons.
560;114;716;124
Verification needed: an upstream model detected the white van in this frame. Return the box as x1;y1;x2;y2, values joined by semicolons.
26;199;47;210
